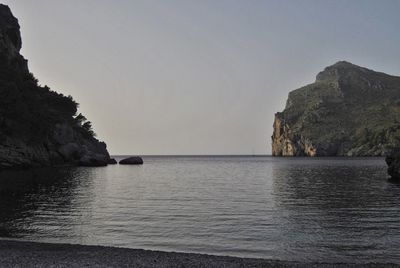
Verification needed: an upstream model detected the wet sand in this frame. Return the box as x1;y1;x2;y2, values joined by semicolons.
0;240;398;267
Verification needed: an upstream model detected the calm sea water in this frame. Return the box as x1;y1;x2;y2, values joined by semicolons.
0;156;399;263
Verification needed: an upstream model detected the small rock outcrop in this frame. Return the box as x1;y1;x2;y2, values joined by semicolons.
272;61;400;156
119;157;143;165
0;4;111;169
108;158;118;165
386;150;400;180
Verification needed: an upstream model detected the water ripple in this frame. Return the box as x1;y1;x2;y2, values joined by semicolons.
0;156;399;263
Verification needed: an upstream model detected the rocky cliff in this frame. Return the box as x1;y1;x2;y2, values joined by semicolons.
272;61;400;156
0;4;111;169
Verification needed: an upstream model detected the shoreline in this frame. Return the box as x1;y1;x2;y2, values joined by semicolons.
0;240;398;267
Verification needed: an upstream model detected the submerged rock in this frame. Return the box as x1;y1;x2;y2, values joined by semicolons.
272;61;400;156
119;157;143;165
0;4;111;169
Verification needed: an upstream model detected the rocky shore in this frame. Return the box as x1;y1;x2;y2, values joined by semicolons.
0;240;397;268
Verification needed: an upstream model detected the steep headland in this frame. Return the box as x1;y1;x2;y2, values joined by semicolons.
0;4;110;169
272;61;400;156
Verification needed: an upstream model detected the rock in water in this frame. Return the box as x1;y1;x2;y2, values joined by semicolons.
119;157;144;165
272;61;400;156
108;158;118;165
0;4;111;169
386;150;400;180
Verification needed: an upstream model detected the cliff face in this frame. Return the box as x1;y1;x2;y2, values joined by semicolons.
272;61;400;156
0;4;110;169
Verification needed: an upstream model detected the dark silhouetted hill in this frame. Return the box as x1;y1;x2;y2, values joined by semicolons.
0;4;110;169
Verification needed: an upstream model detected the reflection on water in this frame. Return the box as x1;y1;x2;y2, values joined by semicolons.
0;168;92;239
0;157;399;263
271;158;400;262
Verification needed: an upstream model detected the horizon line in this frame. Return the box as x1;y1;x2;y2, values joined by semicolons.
110;154;272;157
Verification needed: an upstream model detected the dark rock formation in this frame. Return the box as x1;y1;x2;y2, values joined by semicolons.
272;61;400;156
0;4;110;169
78;154;108;167
119;157;143;165
386;150;400;180
108;158;117;165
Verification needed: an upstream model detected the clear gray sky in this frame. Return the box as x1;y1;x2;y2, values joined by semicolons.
3;0;400;155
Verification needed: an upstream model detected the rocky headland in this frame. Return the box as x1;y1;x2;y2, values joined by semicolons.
0;4;111;169
272;61;400;157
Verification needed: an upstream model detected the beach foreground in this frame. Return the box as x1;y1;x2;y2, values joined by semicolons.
0;240;398;268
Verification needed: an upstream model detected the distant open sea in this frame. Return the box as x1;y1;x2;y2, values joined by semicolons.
0;156;399;263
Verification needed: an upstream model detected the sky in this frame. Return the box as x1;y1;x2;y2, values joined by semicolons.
2;0;400;155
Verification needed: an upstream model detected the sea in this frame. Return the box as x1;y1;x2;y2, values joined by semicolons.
0;156;399;264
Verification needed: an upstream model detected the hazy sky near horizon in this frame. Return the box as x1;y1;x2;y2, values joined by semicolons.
3;0;400;155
